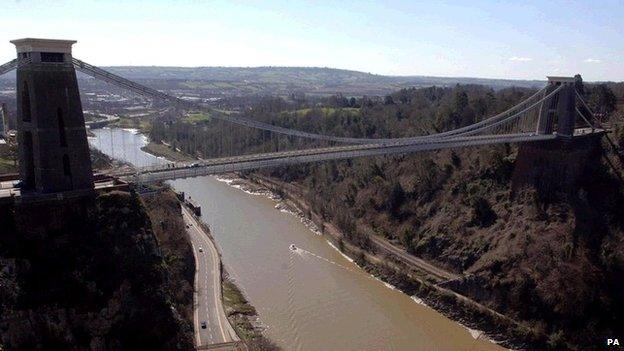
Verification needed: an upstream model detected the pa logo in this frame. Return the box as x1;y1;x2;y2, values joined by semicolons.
607;338;620;346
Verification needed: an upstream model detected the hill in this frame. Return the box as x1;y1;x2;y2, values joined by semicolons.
95;66;544;95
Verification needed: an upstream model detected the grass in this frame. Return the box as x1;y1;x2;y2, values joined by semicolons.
222;280;257;341
0;157;17;174
140;142;196;162
180;81;212;89
110;117;151;133
290;107;360;117
222;277;280;350
223;281;256;315
184;112;211;123
180;81;237;90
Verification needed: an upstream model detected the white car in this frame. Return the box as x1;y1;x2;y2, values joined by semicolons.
198;247;203;253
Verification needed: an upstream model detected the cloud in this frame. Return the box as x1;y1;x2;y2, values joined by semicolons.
583;58;601;63
508;56;533;62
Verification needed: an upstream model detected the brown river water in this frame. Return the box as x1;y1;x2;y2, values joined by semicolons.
90;128;505;351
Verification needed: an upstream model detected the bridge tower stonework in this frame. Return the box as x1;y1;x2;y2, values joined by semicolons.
536;76;579;137
11;38;93;194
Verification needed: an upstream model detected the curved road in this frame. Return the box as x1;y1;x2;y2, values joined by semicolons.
182;205;240;348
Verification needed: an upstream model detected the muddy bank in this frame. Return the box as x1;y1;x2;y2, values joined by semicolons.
222;270;280;351
140;141;196;163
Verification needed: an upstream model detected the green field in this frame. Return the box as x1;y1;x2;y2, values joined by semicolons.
0;157;17;174
282;107;361;118
184;112;211;123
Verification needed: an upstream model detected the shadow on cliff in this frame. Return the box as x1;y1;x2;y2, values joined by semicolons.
0;191;194;350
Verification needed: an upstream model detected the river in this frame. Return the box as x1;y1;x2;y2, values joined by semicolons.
89;128;505;351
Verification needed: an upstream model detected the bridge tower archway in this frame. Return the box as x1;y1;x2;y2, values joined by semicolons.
537;76;580;137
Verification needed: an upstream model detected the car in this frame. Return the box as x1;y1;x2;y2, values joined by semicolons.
201;321;207;329
185;224;189;228
198;247;203;253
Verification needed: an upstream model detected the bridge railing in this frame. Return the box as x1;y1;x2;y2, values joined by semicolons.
0;59;17;76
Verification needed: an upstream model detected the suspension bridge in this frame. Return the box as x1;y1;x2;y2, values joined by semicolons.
0;43;608;186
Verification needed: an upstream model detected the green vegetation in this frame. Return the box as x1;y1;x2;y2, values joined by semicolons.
0;138;18;174
223;275;280;351
141;141;196;162
288;106;360;117
83;113;104;122
0;157;16;173
184;112;211;123
110;116;151;133
104;66;545;96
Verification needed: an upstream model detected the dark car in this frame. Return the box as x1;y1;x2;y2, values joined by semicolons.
201;321;207;329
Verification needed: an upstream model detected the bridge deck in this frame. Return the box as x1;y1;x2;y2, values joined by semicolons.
117;132;568;183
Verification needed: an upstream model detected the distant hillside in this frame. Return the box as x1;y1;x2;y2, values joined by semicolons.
102;66;538;85
94;66;544;96
0;65;548;96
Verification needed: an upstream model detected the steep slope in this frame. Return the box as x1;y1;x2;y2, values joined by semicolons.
0;191;194;350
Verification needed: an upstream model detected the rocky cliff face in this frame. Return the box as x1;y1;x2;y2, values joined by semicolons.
0;191;194;350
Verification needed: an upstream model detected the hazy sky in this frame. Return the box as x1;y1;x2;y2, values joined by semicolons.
1;0;623;81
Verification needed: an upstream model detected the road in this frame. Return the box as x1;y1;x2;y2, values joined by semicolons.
181;205;240;348
367;234;460;281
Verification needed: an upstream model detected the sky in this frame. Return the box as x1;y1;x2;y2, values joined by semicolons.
1;0;623;81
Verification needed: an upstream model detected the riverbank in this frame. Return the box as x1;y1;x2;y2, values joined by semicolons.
235;173;549;351
222;271;280;350
109;116;151;133
141;141;196;163
139;142;280;350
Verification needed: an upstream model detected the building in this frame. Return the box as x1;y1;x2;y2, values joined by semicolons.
11;38;93;194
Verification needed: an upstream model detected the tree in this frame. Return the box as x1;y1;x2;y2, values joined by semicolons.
453;89;469;114
401;228;416;254
471;197;496;227
349;97;357;107
588;84;617;116
389;182;406;218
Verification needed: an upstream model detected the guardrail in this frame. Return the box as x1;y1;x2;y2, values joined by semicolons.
0;59;17;75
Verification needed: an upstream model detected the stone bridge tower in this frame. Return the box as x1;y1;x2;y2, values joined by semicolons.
11;38;93;194
536;76;579;137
